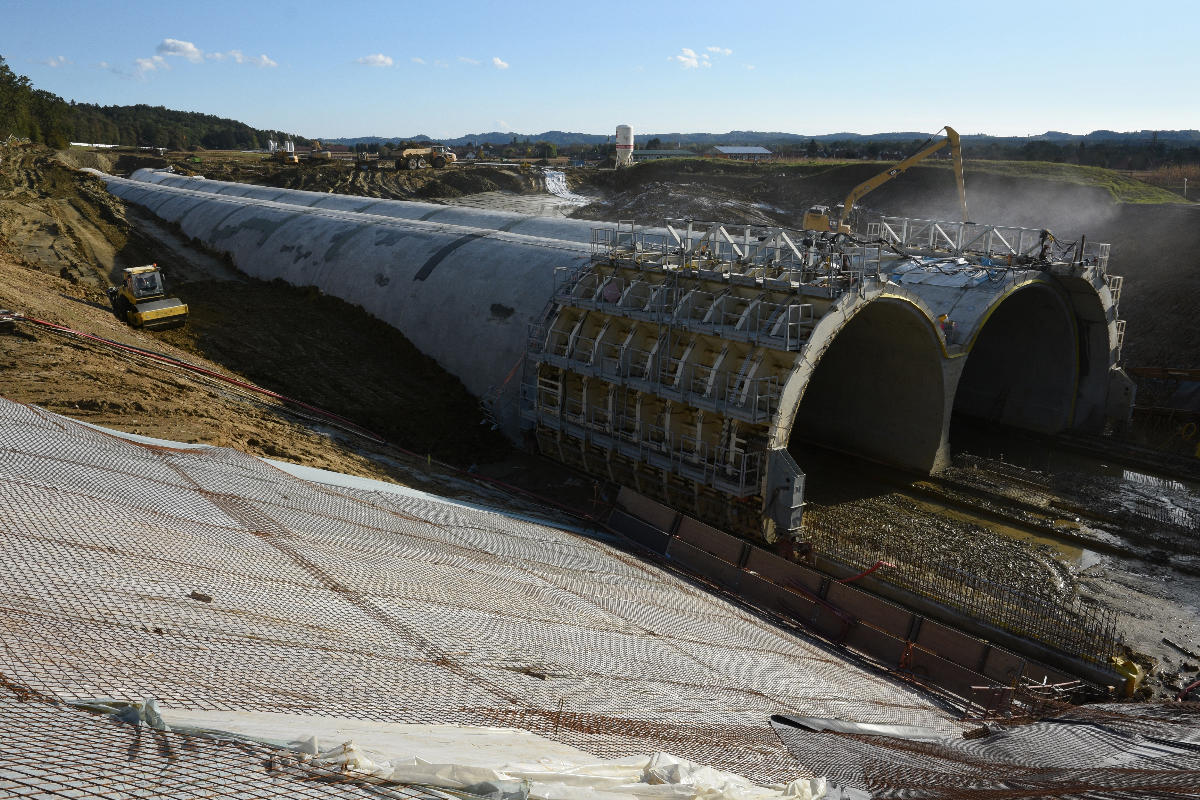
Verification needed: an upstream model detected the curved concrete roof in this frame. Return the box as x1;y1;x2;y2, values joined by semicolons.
100;170;598;434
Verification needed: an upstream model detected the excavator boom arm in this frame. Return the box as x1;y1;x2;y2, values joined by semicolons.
837;125;969;230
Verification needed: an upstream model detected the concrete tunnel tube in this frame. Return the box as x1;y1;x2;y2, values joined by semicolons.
96;170;1127;547
95;169;598;436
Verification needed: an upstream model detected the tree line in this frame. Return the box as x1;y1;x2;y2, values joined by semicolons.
1;55;306;151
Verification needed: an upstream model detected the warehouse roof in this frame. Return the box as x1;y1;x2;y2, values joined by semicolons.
712;146;773;155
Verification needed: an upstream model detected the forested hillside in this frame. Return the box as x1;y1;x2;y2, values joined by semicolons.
0;55;304;150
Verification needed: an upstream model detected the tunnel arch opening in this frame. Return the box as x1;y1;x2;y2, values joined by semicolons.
788;298;948;473
953;283;1078;436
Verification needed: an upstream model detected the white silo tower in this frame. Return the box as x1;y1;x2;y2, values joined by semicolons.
615;124;634;167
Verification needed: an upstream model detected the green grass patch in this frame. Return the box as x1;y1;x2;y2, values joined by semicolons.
931;159;1186;204
618;157;855;182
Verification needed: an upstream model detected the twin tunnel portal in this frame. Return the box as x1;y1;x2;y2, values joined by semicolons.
99;170;1130;546
529;219;1127;542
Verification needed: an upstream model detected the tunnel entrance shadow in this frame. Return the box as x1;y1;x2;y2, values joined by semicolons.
953;284;1078;435
788;298;947;479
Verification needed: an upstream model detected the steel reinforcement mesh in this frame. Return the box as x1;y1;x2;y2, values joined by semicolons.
773;702;1200;799
0;398;965;795
0;691;445;800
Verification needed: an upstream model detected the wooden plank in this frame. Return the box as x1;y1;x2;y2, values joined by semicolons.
675;517;744;564
615;486;678;531
916;619;988;670
980;647;1028;685
666;540;744;591
845;624;908;666
826;581;914;638
607;509;670;553
907;648;988;698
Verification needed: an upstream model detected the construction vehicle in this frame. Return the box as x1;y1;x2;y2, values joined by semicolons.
802;125;969;235
397;144;456;170
106;265;189;331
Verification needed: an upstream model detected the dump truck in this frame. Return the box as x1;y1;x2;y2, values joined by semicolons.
107;264;189;331
397;144;456;170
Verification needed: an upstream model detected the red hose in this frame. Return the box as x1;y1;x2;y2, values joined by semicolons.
839;560;894;583
1178;678;1200;702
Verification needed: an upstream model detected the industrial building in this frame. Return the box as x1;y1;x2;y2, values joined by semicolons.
712;145;774;161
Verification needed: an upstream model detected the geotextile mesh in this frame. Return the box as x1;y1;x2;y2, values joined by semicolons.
0;398;965;796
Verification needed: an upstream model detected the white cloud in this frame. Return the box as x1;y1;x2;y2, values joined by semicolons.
229;50;277;67
38;55;71;68
411;56;426;65
492;56;509;69
744;64;755;70
157;38;204;63
671;47;700;69
135;55;167;75
132;40;276;75
355;53;394;67
433;59;448;68
707;46;733;56
458;56;481;65
497;120;511;131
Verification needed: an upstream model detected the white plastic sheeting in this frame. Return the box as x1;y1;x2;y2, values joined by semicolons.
76;701;828;800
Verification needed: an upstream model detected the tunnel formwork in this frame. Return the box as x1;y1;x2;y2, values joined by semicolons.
521;217;1127;544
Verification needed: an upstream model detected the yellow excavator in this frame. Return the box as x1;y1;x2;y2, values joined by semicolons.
107;264;189;330
802;125;969;235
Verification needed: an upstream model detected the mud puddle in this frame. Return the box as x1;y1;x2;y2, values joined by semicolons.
909;496;1104;571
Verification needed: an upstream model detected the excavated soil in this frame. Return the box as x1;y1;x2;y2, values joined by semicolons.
131;150;543;201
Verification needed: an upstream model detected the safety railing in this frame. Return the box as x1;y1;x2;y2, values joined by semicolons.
1084;241;1111;271
625;345;659;382
1106;274;1123;309
530;390;767;496
870;216;1058;261
544;324;575;357
540;337;785;422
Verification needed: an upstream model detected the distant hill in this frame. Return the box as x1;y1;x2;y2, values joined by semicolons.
319;129;1200;149
4;52;1195;168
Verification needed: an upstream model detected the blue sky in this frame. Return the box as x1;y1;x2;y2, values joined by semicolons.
3;0;1196;140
